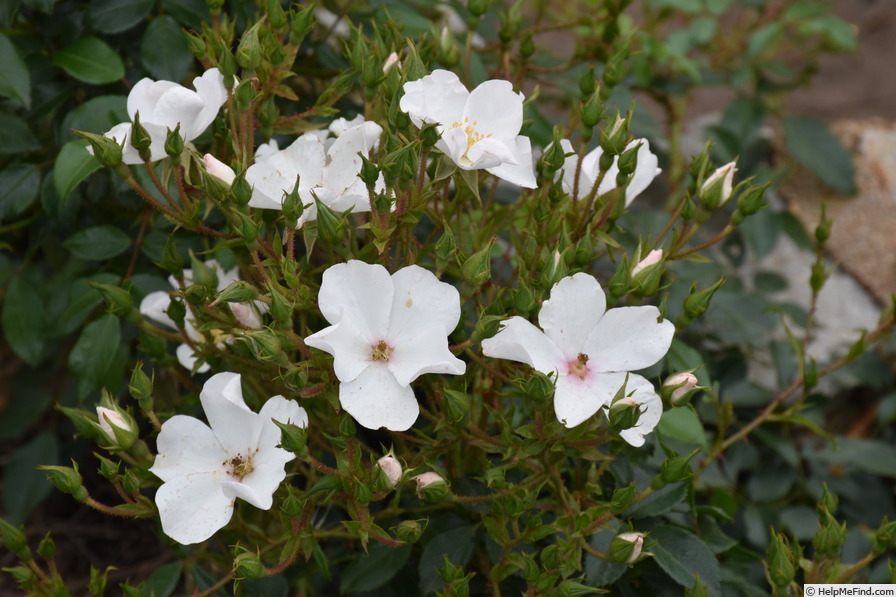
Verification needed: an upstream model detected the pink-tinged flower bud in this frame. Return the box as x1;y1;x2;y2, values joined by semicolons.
415;471;444;490
96;406;136;449
229;303;263;330
700;161;736;208
414;472;448;500
383;52;400;74
377;454;403;487
631;249;663;277
662;372;699;406
610;532;645;564
204;153;236;186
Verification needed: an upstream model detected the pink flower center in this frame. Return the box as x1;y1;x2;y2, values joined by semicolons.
370;340;393;362
568;353;591;380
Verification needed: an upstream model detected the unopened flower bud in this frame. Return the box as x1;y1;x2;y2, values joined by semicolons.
415;472;448;500
289;4;315;45
461;241;493;287
608;256;631;298
236;21;263;70
383;51;400;74
581;91;603;129
683;278;725;321
610;484;636;512
89;281;134;318
272;419;308;457
468;0;489;17
813;509;846;558
230;302;262;329
40;462;88;502
438;26;461;67
736;181;769;217
164;124;184;160
658;448;700;485
662;372;699;407
80;130;123;168
204;154;236;186
630;249;663;295
608;532;645;564
129;112;153;162
377;454;403;488
0;519;29;559
233;550;265;580
609;397;641;431
96;406;136;449
875;517;896;554
766;532;796;588
599;114;628;156
394;519;425;543
700;162;736;209
443;389;470;422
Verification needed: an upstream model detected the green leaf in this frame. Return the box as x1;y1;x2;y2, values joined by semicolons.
340;544;412;593
57;273;120;335
3;432;59;524
0;34;30;108
625;482;688;518
585;525;627;587
142;562;183;597
53;36;125;85
810;437;896;478
162;0;209;29
63;225;131;261
419;526;475;594
0;162;40;221
0;380;51;441
68;313;122;398
141;16;193;82
666;339;710;386
62;95;127;142
88;0;153;34
783;116;856;194
54;140;101;203
747;22;782;59
657;407;708;448
2;275;48;366
240;576;289;597
0;111;39;154
651;524;722;596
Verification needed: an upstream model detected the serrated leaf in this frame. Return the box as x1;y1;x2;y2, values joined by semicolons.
340;544;412;593
651;524;721;596
783;116;856;194
2;274;48;365
141;16;193;82
54;140;101;202
63;225;131;260
53;36;125;85
0;162;40;221
0;34;30;108
3;432;59;524
0;111;39;153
